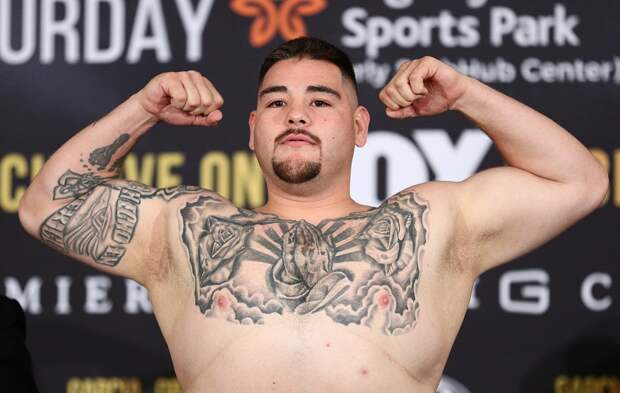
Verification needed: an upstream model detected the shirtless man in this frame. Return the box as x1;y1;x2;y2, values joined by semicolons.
18;37;607;393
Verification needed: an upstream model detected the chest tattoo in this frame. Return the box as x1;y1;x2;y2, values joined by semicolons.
180;191;429;335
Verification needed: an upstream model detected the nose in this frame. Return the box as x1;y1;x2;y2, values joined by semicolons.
286;102;309;127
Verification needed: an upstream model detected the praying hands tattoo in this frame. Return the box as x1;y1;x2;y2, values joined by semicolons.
181;191;429;336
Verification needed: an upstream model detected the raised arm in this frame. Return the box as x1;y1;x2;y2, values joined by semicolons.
379;56;608;275
18;71;224;285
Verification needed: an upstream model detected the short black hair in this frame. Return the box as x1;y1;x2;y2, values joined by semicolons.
258;37;358;96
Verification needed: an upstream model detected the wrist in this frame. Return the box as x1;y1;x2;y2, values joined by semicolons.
125;92;159;134
450;76;485;114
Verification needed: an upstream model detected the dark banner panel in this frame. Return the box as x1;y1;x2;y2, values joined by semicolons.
1;1;618;392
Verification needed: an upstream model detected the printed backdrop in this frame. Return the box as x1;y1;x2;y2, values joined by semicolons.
1;0;619;392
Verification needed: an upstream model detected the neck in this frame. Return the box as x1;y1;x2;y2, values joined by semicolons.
257;180;369;224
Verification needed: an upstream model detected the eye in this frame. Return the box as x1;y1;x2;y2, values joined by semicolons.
312;100;330;107
267;100;286;108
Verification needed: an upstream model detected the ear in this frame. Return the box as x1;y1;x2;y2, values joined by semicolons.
353;106;370;147
248;110;257;151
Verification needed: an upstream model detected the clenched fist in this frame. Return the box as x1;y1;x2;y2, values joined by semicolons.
379;56;471;119
137;71;224;127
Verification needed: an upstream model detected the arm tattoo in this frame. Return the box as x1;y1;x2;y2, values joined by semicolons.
53;170;107;200
41;187;137;266
40;182;202;267
52;134;131;200
40;136;203;267
180;190;429;335
88;134;130;170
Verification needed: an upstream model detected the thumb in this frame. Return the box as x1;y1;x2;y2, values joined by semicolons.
386;106;417;119
194;110;223;126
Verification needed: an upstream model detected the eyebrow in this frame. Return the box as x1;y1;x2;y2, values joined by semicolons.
258;85;287;98
307;85;341;99
258;85;342;100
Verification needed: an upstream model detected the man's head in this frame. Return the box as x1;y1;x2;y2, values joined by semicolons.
249;37;370;194
258;37;359;100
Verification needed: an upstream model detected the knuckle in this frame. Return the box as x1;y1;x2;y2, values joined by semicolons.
169;71;182;79
159;72;177;83
172;98;185;108
174;89;187;100
408;74;418;83
201;76;213;86
186;100;200;109
394;79;408;89
201;94;213;104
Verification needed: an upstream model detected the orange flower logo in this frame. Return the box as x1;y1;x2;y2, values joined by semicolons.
230;0;328;47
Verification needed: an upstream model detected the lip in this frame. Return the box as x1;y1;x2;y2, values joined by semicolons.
280;134;317;146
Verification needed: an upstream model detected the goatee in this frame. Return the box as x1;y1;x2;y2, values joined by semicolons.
272;159;321;184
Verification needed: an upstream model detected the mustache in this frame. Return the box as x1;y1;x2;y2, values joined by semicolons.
275;128;321;145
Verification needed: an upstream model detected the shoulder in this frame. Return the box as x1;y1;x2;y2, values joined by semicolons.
387;181;460;223
175;189;238;219
142;187;237;286
389;182;473;274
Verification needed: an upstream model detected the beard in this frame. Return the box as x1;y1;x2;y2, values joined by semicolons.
271;128;322;183
272;158;321;184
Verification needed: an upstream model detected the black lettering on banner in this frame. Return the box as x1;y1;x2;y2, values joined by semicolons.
40;195;89;251
98;245;127;267
39;136;205;268
112;189;141;244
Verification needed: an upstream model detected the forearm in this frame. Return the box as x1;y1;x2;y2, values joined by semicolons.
18;94;157;224
453;78;605;187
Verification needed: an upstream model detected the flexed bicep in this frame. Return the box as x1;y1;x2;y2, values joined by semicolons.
454;166;602;275
19;70;227;285
38;175;205;284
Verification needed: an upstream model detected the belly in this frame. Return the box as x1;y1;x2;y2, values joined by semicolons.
166;310;441;393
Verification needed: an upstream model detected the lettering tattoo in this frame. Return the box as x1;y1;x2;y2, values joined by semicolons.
41;181;202;267
40;136;203;267
43;186;131;265
180;191;429;335
40;194;90;250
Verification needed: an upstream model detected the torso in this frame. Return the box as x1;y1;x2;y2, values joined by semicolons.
147;188;477;393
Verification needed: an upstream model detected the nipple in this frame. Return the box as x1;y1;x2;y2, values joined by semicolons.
215;294;229;310
377;291;391;309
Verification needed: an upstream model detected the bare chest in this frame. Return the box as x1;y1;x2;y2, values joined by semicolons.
178;191;431;336
152;191;481;391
